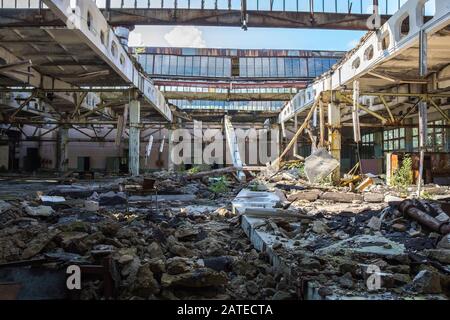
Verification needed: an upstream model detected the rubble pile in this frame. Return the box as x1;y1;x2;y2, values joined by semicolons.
0;166;449;300
0;174;299;300
244;170;450;300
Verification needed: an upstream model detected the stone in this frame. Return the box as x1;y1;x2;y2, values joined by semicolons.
161;268;227;288
271;291;296;300
411;270;442;294
392;223;407;232
367;216;382;231
339;272;354;289
316;235;406;258
272;242;282;250
437;234;450;249
131;263;160;297
98;191;127;206
384;195;404;203
174;228;198;241
299;257;321;270
246;281;259;295
320;192;363;203
25;205;54;217
0;200;12;214
166;257;194;275
363;193;384;203
147;242;164;258
287;190;321;202
84;200;99;212
57;231;89;253
318;286;333;297
148;258;166;274
312;220;328;234
167;236;194;257
435;212;450;223
118;254;134;264
425;249;450;264
213;207;232;218
21;230;60;260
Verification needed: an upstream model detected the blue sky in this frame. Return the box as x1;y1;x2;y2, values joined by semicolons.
129;26;366;51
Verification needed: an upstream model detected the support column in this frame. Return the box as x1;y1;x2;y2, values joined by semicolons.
128;100;140;176
328;100;341;183
57;125;69;172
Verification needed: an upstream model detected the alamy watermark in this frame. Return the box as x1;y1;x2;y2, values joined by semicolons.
167;121;280;166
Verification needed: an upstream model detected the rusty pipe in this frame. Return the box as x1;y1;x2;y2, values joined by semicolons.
399;200;450;235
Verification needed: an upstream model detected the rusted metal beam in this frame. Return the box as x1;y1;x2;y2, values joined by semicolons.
0;8;390;30
399;200;450;235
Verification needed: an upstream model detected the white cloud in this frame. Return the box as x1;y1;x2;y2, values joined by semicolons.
164;26;206;48
128;31;143;47
347;39;359;50
128;26;207;48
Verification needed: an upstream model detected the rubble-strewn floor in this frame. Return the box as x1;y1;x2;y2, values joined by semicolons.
0;173;297;300
0;170;449;300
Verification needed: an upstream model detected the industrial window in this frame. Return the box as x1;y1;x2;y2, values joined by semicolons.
183;56;192;76
176;56;185;75
413;120;447;151
192;56;201;76
307;58;316;77
362;133;374;146
200;57;208;76
153;55;162;74
262;58;270;77
247;58;255;77
254;58;263;77
285;58;293;77
215;58;223;77
299;58;308;77
269;58;278;77
161;55;170;75
169;55;177;75
277;58;285;77
383;128;406;152
207;57;216;77
145;55;154;73
239;58;247;77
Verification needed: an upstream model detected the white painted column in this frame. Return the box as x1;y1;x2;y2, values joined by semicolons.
328;101;341;182
128;100;140;176
57;125;69;172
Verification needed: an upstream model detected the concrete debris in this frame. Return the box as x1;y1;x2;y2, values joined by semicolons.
24;204;55;217
304;148;340;183
0;169;449;300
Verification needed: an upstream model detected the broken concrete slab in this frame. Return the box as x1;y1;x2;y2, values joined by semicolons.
24;205;55;217
287;190;321;202
232;189;281;215
363;193;385;203
315;235;406;258
319;192;363;203
304;148;340;183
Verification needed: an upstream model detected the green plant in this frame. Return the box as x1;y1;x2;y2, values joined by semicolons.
392;155;413;190
209;176;229;194
187;166;201;174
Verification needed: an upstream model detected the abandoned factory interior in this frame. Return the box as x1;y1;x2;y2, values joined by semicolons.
1;0;450;302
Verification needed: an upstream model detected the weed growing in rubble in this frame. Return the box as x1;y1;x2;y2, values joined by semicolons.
209;176;229;194
392;155;413;190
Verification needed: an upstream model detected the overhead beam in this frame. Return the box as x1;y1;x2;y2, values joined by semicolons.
0;8;390;30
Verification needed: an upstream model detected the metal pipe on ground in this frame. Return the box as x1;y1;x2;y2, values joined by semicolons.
399;199;450;235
